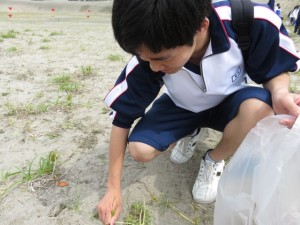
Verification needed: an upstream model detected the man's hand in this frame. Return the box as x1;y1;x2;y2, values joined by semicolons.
97;188;122;225
272;92;300;128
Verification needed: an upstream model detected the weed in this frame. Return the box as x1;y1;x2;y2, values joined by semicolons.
41;38;50;43
66;94;73;106
143;184;201;224
1;30;18;39
1;170;21;183
2;92;9;96
53;74;71;84
39;45;50;50
22;151;59;182
61;120;76;129
37;103;49;113
159;199;196;224
46;133;60;139
101;107;110;114
124;201;151;225
81;65;93;76
49;31;63;36
0;151;61;202
52;75;81;93
0;179;22;202
24;103;35;115
8;47;18;53
53;94;74;109
35;92;44;99
4;102;50;117
5;102;17;116
107;54;125;62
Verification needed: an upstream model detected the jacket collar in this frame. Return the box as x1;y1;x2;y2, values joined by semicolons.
208;5;231;55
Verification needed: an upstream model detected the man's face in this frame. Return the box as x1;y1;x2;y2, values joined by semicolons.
137;43;196;74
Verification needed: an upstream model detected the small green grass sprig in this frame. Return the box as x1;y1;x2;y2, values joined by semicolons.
49;31;63;36
124;202;151;225
81;65;93;76
39;45;50;50
107;54;125;62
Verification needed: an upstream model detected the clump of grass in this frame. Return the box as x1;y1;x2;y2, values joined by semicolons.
41;38;50;43
36;103;49;113
39;45;50;50
53;94;74;109
49;31;63;36
46;133;60;139
22;151;59;182
52;75;81;93
101;107;110;114
124;202;151;225
81;65;93;76
107;54;125;62
8;47;18;53
1;30;18;39
5;102;17;116
0;151;61;202
4;102;50;117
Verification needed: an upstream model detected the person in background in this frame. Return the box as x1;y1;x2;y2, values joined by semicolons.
290;5;300;26
295;7;300;36
97;0;300;224
275;3;283;20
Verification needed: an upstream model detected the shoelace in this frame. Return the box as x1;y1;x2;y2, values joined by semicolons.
178;136;194;155
197;161;217;182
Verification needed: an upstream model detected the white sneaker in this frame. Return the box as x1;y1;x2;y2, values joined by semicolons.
170;129;202;164
192;155;225;204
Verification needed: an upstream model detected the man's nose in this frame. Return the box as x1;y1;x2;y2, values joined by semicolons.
149;61;165;72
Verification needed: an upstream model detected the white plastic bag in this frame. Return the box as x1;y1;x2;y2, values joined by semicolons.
214;115;300;225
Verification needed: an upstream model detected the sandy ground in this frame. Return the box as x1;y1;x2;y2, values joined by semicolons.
0;1;299;225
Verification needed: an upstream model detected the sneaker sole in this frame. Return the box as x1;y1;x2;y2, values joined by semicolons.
169;156;190;164
193;198;216;204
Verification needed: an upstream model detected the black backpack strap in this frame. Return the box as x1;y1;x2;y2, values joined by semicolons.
230;0;254;63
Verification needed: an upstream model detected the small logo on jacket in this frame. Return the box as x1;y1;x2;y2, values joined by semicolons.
231;66;242;82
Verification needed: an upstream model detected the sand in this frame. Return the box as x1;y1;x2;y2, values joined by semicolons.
0;1;299;225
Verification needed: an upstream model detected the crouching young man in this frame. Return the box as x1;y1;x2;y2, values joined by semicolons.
97;0;300;224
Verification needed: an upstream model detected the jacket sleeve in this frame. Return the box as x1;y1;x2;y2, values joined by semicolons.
104;56;163;128
246;6;300;84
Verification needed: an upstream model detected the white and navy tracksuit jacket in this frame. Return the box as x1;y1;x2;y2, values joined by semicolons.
104;0;300;129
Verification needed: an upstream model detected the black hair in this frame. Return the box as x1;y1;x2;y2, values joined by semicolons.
112;0;212;54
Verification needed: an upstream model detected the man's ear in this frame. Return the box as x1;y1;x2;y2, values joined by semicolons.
197;18;210;33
